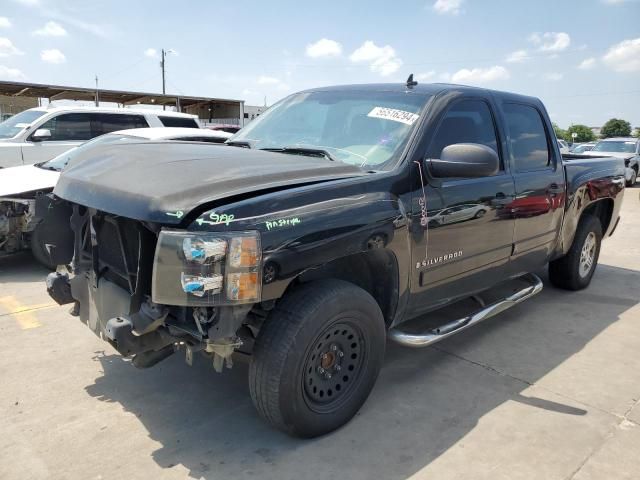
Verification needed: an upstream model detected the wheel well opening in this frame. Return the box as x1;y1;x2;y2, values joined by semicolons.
583;199;614;233
294;250;399;326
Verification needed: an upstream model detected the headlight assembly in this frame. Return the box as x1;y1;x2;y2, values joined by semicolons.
152;230;262;306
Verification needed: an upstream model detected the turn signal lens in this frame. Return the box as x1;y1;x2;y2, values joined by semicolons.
226;272;259;301
229;237;259;268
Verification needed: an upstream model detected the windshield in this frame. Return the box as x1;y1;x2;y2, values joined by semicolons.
0;110;47;139
231;90;431;169
39;134;140;171
592;140;637;153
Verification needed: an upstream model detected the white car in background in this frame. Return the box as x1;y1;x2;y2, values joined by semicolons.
584;137;640;187
0;106;201;168
0;127;231;267
570;142;596;154
557;139;570;154
428;203;488;227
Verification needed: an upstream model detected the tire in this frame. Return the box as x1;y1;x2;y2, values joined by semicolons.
549;215;602;291
30;221;56;270
627;168;637;187
249;279;386;438
474;209;487;219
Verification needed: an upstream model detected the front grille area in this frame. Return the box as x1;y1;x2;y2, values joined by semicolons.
75;208;157;297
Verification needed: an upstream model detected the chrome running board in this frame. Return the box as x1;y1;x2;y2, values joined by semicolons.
389;273;543;348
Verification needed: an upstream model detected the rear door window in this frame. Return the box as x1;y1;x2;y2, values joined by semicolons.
158;116;199;128
503;103;551;172
92;113;148;135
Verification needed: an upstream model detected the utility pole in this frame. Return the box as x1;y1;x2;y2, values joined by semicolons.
161;49;166;95
94;74;99;107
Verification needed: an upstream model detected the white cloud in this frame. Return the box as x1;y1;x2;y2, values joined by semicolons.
0;37;23;57
416;71;436;81
255;75;290;92
451;65;510;84
33;21;68;37
0;17;11;28
47;12;109;38
602;0;631;4
305;38;342;58
14;0;40;5
529;32;571;52
506;49;528;63
41;48;66;64
543;72;563;81
0;65;25;80
144;48;158;58
257;75;281;85
349;40;403;76
602;37;640;72
578;57;596;70
432;0;464;15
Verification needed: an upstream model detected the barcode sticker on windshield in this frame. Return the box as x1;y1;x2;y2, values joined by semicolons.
367;107;419;126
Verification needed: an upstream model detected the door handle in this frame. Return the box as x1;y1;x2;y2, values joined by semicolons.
491;192;511;207
548;183;564;195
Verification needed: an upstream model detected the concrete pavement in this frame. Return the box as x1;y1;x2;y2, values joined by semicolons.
1;186;639;480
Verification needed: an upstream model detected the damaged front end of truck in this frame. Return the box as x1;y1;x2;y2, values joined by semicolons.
47;206;261;371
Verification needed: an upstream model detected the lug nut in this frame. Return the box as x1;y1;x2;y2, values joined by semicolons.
317;366;325;375
325;372;332;379
331;345;338;351
338;351;344;357
335;365;341;371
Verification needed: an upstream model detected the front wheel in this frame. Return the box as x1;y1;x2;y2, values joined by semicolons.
627;168;637;187
249;280;386;438
549;215;602;290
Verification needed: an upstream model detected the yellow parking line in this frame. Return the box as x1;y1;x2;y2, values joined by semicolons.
0;296;56;330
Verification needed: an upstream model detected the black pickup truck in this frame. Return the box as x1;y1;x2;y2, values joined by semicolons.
45;80;626;438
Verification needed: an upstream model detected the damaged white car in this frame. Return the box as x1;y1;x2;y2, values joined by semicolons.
0;127;232;268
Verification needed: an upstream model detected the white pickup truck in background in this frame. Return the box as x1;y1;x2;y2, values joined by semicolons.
0;106;201;168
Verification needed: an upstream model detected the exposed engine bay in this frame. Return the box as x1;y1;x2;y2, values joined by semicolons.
0;198;36;256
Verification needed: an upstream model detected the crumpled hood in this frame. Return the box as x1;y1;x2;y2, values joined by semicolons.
54;140;365;224
0;164;60;197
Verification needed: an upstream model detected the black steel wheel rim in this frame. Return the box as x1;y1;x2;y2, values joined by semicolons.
302;321;366;413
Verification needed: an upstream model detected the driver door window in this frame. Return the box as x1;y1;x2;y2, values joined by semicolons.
36;113;93;141
427;99;501;173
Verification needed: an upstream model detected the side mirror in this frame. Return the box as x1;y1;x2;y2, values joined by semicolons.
428;143;499;178
31;128;52;142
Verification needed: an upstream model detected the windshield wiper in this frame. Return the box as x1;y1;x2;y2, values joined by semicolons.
260;147;336;162
226;140;252;148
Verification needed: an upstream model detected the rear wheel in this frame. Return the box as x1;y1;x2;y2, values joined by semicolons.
249;280;386;438
627;167;637;187
549;215;602;290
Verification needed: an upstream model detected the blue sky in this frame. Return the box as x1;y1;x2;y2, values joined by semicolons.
0;0;639;128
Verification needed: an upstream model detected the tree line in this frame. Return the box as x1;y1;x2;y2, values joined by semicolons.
553;118;639;143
